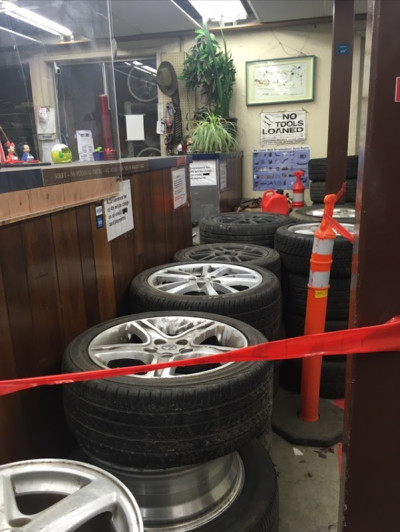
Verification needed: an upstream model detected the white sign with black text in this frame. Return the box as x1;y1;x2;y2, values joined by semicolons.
172;167;188;209
105;180;134;242
261;111;306;144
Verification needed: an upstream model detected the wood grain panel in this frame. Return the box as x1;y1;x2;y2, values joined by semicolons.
75;204;101;327
22;216;64;373
0;265;29;462
0;163;193;463
90;203;117;322
51;209;88;344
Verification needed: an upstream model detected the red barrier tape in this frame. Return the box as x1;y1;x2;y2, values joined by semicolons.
323;213;355;244
0;317;399;397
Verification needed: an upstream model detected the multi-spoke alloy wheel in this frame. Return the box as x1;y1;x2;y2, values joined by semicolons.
0;459;143;532
62;312;272;468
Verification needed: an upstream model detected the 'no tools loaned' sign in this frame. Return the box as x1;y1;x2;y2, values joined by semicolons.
261;110;307;144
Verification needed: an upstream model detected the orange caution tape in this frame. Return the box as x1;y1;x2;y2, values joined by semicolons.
0;317;399;397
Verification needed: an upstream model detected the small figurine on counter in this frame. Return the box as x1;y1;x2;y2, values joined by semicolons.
21;144;34;162
6;143;19;162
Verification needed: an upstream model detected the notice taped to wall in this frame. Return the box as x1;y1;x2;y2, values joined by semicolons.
261;111;306;144
189;160;217;186
105;180;134;242
172;167;187;209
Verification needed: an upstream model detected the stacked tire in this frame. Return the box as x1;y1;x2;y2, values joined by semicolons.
308;155;358;204
62;311;279;530
274;221;354;398
199;212;292;248
129;261;283;342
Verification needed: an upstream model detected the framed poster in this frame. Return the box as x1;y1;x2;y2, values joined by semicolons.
246;56;315;105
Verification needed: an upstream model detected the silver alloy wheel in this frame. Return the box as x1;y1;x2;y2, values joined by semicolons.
90;452;244;531
147;263;263;296
88;315;248;377
306;207;355;218
177;243;268;262
0;459;143;532
288;223;355;235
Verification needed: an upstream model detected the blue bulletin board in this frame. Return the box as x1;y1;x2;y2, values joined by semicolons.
253;147;310;191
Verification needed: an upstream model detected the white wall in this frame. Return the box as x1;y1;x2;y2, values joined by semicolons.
160;20;365;199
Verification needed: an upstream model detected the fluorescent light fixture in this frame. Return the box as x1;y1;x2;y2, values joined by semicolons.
142;65;157;74
0;24;42;42
0;1;73;38
133;65;156;77
132;60;143;66
189;0;247;25
170;0;201;28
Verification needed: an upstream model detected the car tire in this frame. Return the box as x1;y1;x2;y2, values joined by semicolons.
279;357;346;399
62;311;273;469
309;179;357;203
199;212;291;248
308;155;358;181
274;222;354;278
70;440;279;532
194;441;279;532
281;272;350;320
173;242;281;278
288;204;355;224
129;262;283;341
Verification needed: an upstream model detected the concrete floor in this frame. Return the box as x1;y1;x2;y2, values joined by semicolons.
190;226;343;531
269;420;341;532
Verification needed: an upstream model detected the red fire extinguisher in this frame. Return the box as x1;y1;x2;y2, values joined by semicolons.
292;170;305;209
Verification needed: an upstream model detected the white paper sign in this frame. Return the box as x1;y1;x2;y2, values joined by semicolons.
172;168;187;209
105;180;134;242
189;160;217;186
261;111;306;144
125;114;145;141
76;130;94;161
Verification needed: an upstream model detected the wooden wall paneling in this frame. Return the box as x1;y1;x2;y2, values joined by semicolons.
23;214;76;458
163;166;192;262
152;169;169;264
129;175;147;274
90;202;117;323
0;223;36;378
0;221;58;459
135;172;159;270
0;264;29;463
109;179;137;317
162;168;176;263
75;204;101;327
22;216;64;373
50;209;88;345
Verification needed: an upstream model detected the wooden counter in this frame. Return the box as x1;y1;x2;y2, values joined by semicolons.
0;156;192;463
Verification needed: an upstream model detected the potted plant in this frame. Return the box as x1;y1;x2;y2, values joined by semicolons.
180;24;236;119
189;111;237;153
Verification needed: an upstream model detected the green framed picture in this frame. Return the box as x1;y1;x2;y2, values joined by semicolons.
246;55;315;106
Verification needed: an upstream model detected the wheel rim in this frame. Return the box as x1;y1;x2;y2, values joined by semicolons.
90;452;244;531
88;315;249;378
307;207;355;218
127;65;158;102
183;244;267;263
211;213;280;225
0;459;143;532
147;263;263;296
288;223;355;235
